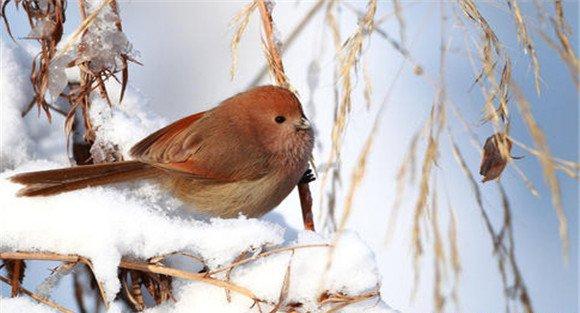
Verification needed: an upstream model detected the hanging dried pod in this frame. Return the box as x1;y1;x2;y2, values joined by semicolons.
479;132;512;182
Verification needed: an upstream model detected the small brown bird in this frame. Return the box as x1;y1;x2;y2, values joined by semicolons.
11;85;314;218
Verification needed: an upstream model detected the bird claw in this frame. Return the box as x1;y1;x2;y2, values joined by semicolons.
299;169;315;184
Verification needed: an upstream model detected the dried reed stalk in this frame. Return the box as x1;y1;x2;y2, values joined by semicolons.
330;0;376;158
316;0;341;232
392;0;406;48
384;129;421;245
318;0;376;232
72;271;88;313
447;200;461;307
430;185;446;313
0;275;74;313
322;289;380;313
3;259;26;297
505;0;541;94
0;251;258;302
230;0;258;80
246;0;325;87
3;0;66;120
256;0;289;89
510;82;568;261
411;4;448;300
251;0;315;231
550;0;579;87
0;242;378;312
449;135;535;313
509;138;579;179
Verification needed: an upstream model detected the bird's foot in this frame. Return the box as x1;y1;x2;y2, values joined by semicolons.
299;169;316;184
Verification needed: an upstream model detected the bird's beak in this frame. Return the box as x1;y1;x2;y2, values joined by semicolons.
295;117;311;130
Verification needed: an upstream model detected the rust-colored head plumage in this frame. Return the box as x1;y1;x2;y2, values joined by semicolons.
217;86;314;158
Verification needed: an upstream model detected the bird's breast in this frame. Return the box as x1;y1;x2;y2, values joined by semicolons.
162;167;305;218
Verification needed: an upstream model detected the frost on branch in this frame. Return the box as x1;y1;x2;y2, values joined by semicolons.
0;39;395;313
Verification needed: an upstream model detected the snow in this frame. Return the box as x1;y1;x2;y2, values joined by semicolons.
0;297;60;313
0;39;395;312
88;83;166;160
0;43;35;170
44;0;136;106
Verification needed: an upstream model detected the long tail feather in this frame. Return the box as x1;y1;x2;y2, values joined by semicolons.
10;161;159;197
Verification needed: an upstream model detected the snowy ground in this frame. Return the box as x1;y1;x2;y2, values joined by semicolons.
0;42;395;312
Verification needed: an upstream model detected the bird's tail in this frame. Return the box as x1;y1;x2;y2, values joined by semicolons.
10;161;159;197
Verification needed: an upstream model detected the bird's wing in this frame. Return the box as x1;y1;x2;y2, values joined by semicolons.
129;111;269;181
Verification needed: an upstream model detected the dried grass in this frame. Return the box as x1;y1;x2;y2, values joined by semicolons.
510;82;569;261
230;0;258;80
392;0;406;48
362;58;373;108
2;0;67;121
505;0;542;94
0;275;74;313
321;0;377;211
410;3;448;300
430;185;446;313
256;0;289;89
0;243;380;312
449;135;535;313
447;201;461;307
384;129;421;245
316;0;341;232
246;0;325;88
550;0;579;87
232;0;316;231
2;0;132;163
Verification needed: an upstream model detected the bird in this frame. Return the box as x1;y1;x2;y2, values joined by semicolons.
10;85;315;218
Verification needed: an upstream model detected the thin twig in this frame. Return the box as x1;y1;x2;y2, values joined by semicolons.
0;275;74;313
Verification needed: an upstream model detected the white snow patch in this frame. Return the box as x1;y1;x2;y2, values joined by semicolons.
1;165;284;302
1;42;35;169
0;297;60;313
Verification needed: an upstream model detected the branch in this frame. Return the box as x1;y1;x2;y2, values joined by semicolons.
254;0;315;231
0;275;74;313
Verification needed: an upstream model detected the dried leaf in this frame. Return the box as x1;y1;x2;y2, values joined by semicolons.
479;132;512;182
3;260;26;297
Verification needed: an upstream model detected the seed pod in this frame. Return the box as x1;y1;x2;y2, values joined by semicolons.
479;133;512;182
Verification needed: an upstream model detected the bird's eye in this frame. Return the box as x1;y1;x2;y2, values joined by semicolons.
275;116;286;124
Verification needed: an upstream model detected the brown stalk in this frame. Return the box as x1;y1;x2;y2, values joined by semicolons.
246;0;325;87
252;0;315;231
328;0;376;163
449;134;535;313
510;82;568;261
256;0;289;89
431;185;446;313
411;3;448;300
551;0;579;87
447;201;461;307
384;129;421;245
321;289;380;313
230;0;258;80
0;251;259;302
505;0;541;94
316;0;341;232
72;271;88;313
208;243;330;276
3;259;26;297
0;275;74;313
318;0;376;233
268;251;294;313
